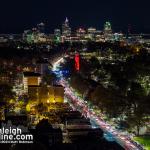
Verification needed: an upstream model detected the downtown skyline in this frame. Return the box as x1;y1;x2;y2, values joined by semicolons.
0;1;149;150
0;0;150;34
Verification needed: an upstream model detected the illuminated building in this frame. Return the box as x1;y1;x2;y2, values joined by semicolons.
23;26;47;43
36;59;49;75
75;53;80;71
37;33;47;43
23;30;34;43
0;37;8;43
28;85;64;104
53;85;64;103
61;36;65;43
64;36;80;42
113;33;124;41
54;29;61;43
54;29;61;37
62;17;71;37
23;72;41;93
76;28;86;38
104;21;113;41
94;30;104;42
104;21;112;32
87;27;96;40
23;29;39;43
0;72;12;85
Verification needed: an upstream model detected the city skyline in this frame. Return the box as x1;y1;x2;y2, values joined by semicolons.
0;0;149;150
0;0;150;33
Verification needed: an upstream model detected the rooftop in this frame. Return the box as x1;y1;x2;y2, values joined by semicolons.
23;72;41;77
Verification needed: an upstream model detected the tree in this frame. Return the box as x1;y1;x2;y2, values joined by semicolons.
126;107;149;136
89;57;100;69
127;82;145;111
43;73;56;85
126;82;149;135
0;84;15;106
69;74;89;98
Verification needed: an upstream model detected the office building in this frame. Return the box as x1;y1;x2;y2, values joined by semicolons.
28;85;64;104
87;27;96;40
23;72;41;93
62;17;71;37
104;21;113;41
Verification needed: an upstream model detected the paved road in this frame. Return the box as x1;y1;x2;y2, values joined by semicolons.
52;57;144;150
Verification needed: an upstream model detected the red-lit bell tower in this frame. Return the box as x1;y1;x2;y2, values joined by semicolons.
75;53;80;71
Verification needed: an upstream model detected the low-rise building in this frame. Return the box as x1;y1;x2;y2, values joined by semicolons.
28;85;64;104
23;72;41;93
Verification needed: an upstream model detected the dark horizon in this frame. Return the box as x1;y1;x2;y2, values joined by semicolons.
0;0;150;34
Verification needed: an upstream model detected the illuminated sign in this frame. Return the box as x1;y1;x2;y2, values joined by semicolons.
75;53;80;71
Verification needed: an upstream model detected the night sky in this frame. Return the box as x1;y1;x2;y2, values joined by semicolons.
0;0;150;34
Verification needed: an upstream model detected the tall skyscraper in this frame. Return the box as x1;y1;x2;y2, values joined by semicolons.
54;29;61;37
104;21;112;34
103;21;113;41
62;17;71;37
54;29;61;43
